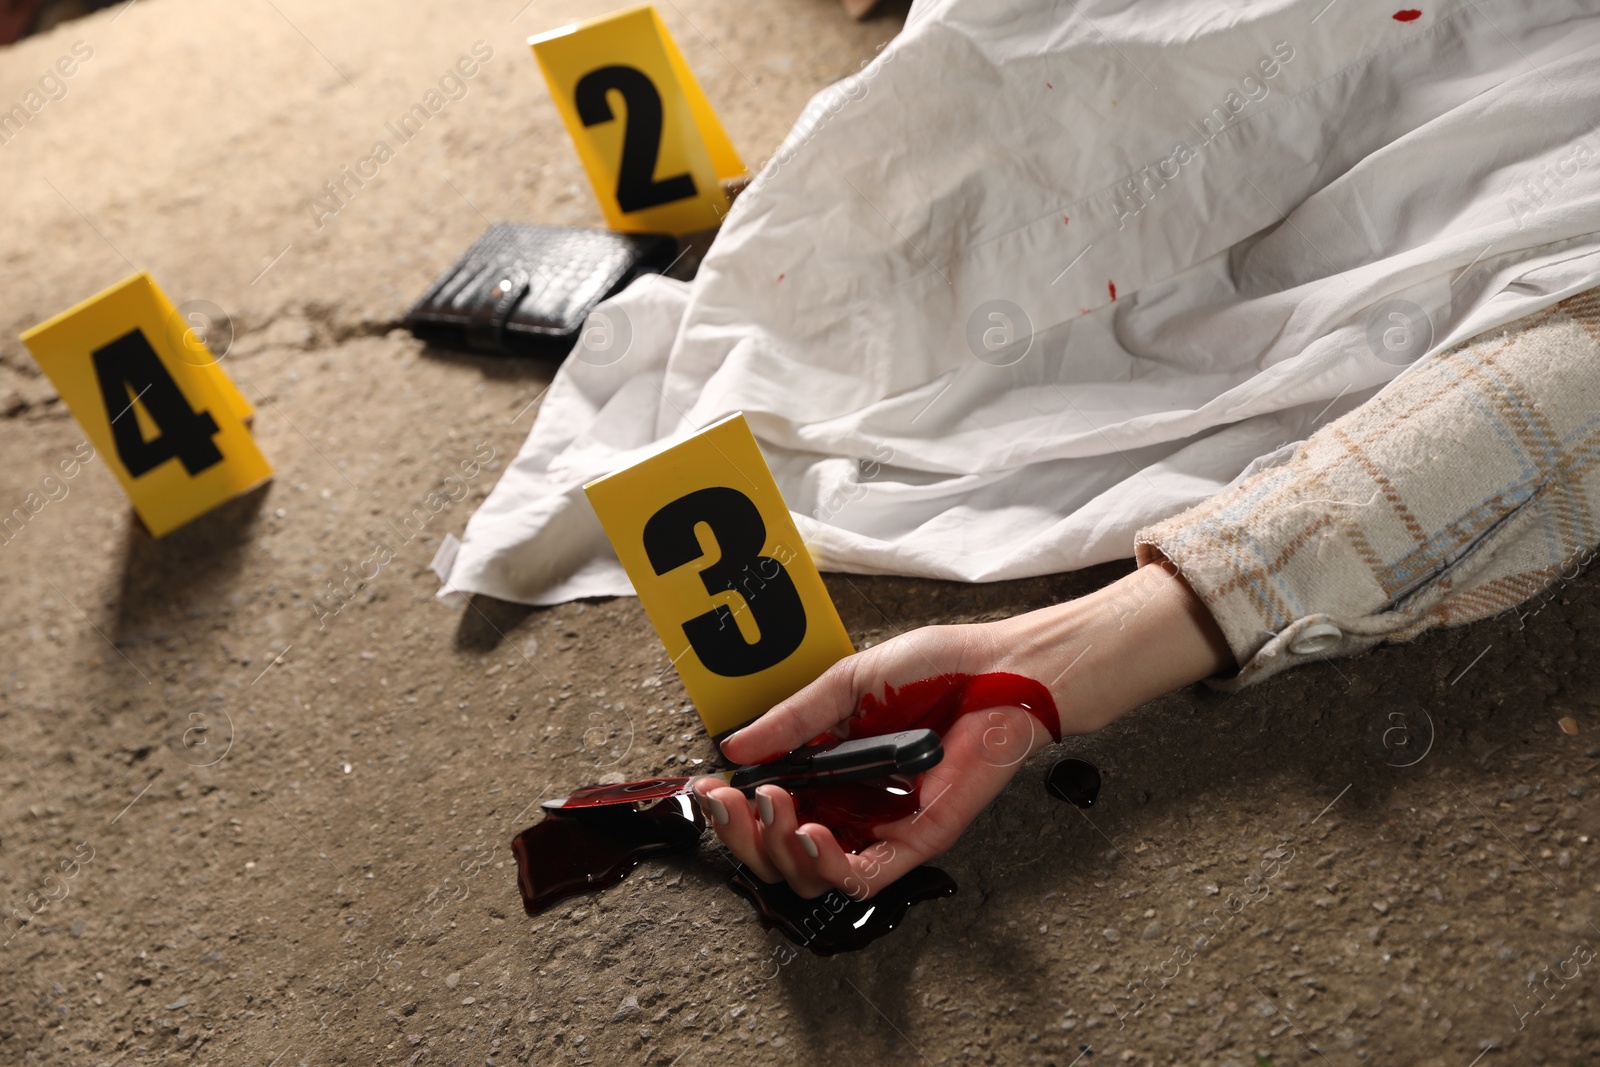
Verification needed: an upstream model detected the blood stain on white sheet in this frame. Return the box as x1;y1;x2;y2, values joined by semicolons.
1393;9;1422;20
1108;280;1117;300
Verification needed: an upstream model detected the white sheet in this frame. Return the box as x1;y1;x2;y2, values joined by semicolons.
441;0;1600;607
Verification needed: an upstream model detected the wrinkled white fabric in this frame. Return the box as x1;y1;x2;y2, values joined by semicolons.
441;0;1600;607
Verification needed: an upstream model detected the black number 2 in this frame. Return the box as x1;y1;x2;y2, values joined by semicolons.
643;487;807;677
92;329;223;478
574;64;698;214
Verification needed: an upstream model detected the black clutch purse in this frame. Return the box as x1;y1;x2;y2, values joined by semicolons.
403;223;678;357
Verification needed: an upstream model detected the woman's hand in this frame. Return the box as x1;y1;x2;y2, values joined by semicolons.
693;561;1234;900
696;621;1049;900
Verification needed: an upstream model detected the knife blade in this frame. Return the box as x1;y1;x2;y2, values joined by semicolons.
542;728;944;811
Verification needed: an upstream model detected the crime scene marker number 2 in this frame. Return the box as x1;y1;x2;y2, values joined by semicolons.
575;64;697;213
530;4;744;235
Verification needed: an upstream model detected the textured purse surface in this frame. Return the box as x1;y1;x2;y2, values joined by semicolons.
403;223;674;355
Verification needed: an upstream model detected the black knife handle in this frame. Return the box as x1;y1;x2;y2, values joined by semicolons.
727;728;944;792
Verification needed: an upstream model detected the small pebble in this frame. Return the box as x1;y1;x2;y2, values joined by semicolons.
1558;716;1580;735
445;972;460;989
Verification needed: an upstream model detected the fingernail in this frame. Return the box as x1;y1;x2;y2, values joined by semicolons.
755;791;774;826
795;830;819;859
698;792;728;827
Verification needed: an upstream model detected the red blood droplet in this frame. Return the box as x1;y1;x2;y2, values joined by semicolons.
1392;8;1421;20
1108;280;1117;301
1046;82;1053;89
777;273;785;282
1063;215;1070;225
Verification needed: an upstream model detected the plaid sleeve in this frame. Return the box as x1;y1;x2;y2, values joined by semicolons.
1135;287;1600;690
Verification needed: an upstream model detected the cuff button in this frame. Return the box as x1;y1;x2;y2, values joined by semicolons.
1289;621;1343;655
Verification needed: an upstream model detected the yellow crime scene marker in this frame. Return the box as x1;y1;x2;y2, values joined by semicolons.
21;273;273;538
531;4;746;236
585;413;855;738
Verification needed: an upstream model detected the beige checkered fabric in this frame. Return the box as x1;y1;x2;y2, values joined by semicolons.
1135;287;1600;690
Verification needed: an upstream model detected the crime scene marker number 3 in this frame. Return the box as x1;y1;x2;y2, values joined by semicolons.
643;486;806;677
584;413;854;738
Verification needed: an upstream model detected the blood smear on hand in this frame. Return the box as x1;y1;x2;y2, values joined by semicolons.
789;672;1063;852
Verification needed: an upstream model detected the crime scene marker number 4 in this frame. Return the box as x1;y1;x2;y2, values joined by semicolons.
21;272;273;538
93;329;224;478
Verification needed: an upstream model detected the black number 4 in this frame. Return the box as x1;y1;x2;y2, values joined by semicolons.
643;487;807;678
92;329;224;478
575;64;698;214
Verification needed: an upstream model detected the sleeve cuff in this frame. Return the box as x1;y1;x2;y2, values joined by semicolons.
1133;287;1600;690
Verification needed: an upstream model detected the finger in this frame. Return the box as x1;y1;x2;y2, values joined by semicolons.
720;655;861;765
753;786;834;899
840;838;930;902
694;781;780;884
790;822;859;896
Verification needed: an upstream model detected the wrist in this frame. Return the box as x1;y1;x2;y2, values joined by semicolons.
999;561;1234;737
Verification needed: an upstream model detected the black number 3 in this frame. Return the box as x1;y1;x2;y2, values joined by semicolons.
643;487;807;677
92;329;223;478
574;64;698;214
